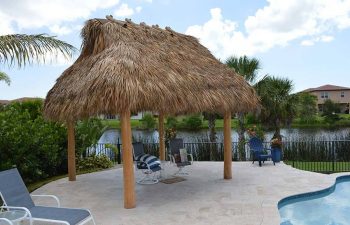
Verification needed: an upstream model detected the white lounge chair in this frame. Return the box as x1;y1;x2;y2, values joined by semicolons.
0;168;96;225
168;138;194;175
133;142;161;184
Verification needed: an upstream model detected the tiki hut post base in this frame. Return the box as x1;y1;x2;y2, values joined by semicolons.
67;122;76;181
224;112;232;179
121;109;136;209
158;113;165;161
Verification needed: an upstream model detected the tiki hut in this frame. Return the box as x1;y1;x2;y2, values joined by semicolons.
44;16;259;209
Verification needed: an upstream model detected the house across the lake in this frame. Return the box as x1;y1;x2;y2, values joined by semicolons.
303;84;350;114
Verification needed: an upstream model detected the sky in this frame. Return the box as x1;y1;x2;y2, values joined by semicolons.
1;0;350;100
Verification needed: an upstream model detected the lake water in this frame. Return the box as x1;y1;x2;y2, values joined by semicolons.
98;127;350;144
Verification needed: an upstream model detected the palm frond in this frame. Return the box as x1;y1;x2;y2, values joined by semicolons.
225;55;261;84
0;34;77;67
0;71;11;85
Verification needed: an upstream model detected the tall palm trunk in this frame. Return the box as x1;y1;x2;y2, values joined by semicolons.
207;113;216;160
273;118;281;139
237;112;246;160
208;113;216;142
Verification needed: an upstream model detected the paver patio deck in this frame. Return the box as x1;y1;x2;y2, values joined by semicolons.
32;162;348;225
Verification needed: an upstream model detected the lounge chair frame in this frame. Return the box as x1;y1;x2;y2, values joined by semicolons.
168;138;194;175
133;142;161;184
0;169;96;225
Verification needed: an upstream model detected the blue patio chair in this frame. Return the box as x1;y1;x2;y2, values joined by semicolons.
0;168;96;225
169;138;194;175
133;142;161;184
249;137;275;167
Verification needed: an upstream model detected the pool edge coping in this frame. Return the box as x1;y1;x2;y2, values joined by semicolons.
277;174;350;210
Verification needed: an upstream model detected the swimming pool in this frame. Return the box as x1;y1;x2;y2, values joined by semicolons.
278;175;350;225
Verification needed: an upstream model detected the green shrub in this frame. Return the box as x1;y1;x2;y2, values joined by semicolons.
182;114;203;130
78;155;113;171
166;116;178;129
245;113;258;124
76;118;105;156
140;113;156;129
0;100;105;184
0;101;67;183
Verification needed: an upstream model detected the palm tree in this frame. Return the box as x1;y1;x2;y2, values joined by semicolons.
0;72;10;85
0;34;76;68
226;56;261;84
226;55;261;160
255;76;297;138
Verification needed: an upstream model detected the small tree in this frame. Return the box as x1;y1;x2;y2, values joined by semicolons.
140;113;156;130
297;92;317;123
322;99;340;123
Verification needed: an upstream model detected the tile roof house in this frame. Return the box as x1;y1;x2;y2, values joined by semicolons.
302;84;350;113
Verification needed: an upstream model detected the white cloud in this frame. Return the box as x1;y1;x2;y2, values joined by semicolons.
321;35;334;42
186;0;350;59
114;3;134;18
301;35;334;46
0;0;120;35
136;6;142;13
301;40;315;46
186;8;253;58
49;25;73;36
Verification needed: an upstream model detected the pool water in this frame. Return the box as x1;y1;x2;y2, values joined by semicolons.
279;176;350;225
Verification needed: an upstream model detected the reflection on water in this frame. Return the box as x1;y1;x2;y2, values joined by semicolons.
99;127;350;144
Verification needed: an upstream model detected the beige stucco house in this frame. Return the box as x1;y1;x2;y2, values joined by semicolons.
303;84;350;114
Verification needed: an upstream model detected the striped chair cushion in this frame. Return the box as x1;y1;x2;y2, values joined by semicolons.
135;154;161;169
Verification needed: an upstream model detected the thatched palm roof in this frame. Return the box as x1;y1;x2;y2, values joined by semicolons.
44;16;259;121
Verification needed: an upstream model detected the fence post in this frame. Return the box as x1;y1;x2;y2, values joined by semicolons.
332;146;335;172
117;137;121;164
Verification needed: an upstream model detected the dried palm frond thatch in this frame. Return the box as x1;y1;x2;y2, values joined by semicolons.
44;16;259;122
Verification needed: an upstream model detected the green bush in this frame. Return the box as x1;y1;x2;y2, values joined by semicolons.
166;116;178;129
140;113;156;129
182;114;203;130
0;100;105;184
78;155;113;171
245;113;258;124
0;100;67;183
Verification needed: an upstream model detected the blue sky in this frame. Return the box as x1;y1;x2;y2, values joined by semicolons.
1;0;350;100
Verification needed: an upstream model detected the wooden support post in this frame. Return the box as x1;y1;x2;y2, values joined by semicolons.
223;112;232;179
121;109;136;209
158;113;165;161
67;122;76;181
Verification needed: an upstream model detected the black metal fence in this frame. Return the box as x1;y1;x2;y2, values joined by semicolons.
84;140;350;173
283;140;350;173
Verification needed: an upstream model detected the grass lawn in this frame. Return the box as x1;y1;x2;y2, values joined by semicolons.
27;168;115;192
102;118;239;130
102;119;141;129
291;114;350;128
284;161;350;173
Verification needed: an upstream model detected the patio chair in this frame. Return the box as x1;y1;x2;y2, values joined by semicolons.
249;137;275;167
133;142;161;184
0;218;13;225
168;138;193;175
0;168;96;225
